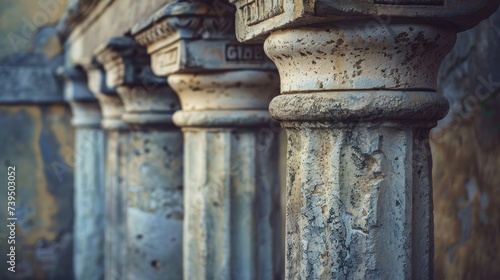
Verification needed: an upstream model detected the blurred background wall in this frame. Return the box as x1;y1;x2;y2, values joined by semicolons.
432;9;500;279
0;0;498;279
0;1;74;279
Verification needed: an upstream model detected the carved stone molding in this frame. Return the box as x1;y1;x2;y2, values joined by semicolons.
86;60;127;130
132;0;274;76
95;36;179;127
231;0;500;41
57;66;102;127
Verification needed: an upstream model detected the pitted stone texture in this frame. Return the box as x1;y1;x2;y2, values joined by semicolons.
126;130;184;280
284;123;433;280
74;127;106;280
183;129;281;280
264;24;456;92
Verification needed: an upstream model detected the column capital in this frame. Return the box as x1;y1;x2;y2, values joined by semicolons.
131;0;275;77
57;66;102;128
231;0;500;42
94;36;159;88
169;70;279;128
94;36;179;128
131;0;279;128
86;59;127;130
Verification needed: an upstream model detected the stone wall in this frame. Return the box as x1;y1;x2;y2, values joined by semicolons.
0;1;74;279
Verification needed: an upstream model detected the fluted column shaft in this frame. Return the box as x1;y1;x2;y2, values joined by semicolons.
230;0;500;275
169;72;281;280
60;67;106;280
103;124;128;280
95;36;184;280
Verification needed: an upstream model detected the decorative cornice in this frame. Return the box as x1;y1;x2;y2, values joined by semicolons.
131;0;275;76
231;0;500;42
86;59;118;96
94;36;165;88
131;0;235;49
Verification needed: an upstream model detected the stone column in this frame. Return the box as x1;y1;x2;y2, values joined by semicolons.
88;52;129;280
59;66;106;280
230;0;500;279
86;61;127;280
95;36;184;280
132;1;282;279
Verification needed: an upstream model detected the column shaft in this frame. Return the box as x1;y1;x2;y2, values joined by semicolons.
284;123;433;279
183;128;280;280
104;128;128;280
125;128;183;279
71;101;106;280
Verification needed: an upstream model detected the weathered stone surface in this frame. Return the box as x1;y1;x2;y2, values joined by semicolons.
0;105;74;280
131;0;275;76
182;127;280;280
264;24;455;92
0;66;64;103
86;56;131;280
95;36;184;279
101;128;128;280
284;123;434;279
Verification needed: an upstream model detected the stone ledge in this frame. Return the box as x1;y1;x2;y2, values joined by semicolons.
0;66;64;104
